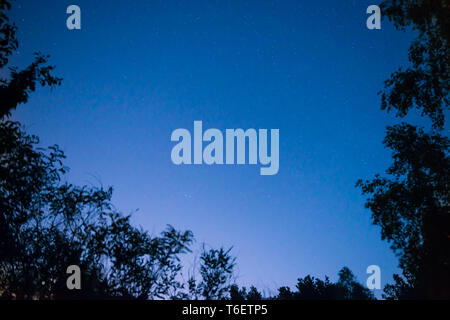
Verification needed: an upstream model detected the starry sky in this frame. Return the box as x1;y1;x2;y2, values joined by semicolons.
8;0;421;296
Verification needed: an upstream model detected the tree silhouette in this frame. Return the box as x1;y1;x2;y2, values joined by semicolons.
187;246;235;300
229;267;374;300
358;0;449;299
276;267;374;300
0;0;61;119
357;124;449;299
229;285;262;301
379;0;449;129
0;120;196;299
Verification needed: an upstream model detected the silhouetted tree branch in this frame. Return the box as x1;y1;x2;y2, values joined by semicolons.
379;0;449;129
0;0;62;119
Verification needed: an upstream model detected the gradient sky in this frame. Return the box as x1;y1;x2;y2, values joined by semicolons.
8;0;422;296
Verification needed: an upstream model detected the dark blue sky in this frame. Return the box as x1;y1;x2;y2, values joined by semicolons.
9;0;421;295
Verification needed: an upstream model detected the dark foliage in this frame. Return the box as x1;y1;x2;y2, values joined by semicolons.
358;0;449;299
229;267;374;300
275;267;375;300
0;0;61;119
380;0;449;129
187;246;236;300
0;121;195;299
229;285;263;301
357;124;449;299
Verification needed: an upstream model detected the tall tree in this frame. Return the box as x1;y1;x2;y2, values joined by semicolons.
358;0;449;299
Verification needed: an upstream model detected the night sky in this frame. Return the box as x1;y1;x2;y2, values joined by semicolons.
8;0;422;295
